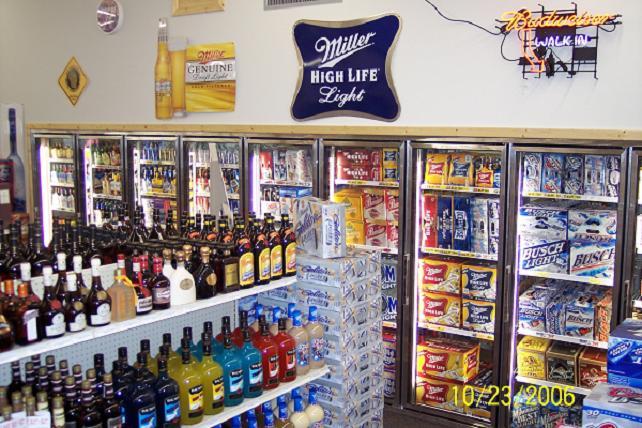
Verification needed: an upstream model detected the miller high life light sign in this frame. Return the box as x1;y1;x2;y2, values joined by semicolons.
498;5;621;78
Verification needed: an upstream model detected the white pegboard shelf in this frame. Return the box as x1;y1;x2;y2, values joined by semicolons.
0;276;296;366
194;367;329;427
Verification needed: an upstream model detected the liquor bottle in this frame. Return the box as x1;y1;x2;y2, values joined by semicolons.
250;306;265;335
63;376;81;427
239;328;263;398
28;226;50;277
155;18;172;120
53;254;68;305
39;266;65;339
182;245;195;273
6;228;26;280
231;311;249;348
214;316;231;355
214;327;243;407
169;250;196;306
162;249;175;280
46;355;56;376
127;366;157;428
252;219;270;286
150;256;171;310
159;334;181;377
154;357;181;427
108;263;136;323
200;215;214;241
216;216;233;244
73;255;89;301
194;247;216;300
72;364;83;392
305;306;325;370
14;281;42;345
253;322;279;390
265;216;283;280
199;334;224;415
230;222;253;290
269;307;282;336
0;303;13;352
52;395;65;427
101;373;122;427
177;338;204;425
179;212;189;238
273;318;296;383
195;321;213;361
149;210;165;241
7;362;24;400
262;402;277;428
94;353;106;400
49;371;64;410
176;327;199;360
186;217;199;240
64;272;87;333
7;109;26;212
280;214;296;277
288;311;310;376
86;258;112;327
195;213;203;237
289;397;310;428
132;257;153;316
65;228;84;270
136;351;158;388
165;211;179;239
79;380;102;427
214;245;239;294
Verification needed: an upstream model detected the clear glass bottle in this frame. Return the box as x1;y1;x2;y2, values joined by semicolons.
108;264;137;323
169;251;196;306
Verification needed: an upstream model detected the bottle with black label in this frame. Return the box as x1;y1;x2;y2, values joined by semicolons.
127;365;157;428
154;357;181;427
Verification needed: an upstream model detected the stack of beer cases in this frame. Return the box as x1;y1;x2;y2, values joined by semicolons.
260;197;384;427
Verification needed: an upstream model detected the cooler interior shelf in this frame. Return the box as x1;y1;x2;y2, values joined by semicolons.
518;329;608;349
518;270;613;287
522;191;618;203
514;376;592;396
335;179;399;188
421;183;500;195
421;247;498;262
418;322;494;342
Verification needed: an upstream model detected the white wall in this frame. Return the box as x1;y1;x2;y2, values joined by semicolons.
0;0;640;131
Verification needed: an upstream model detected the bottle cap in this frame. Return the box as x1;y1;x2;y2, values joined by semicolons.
140;339;150;352
162;249;173;260
293;310;302;327
91;258;101;268
308;306;318;322
157;357;168;371
242;328;252;342
118;347;128;359
102;373;113;384
287;303;296;317
182;244;192;254
293;396;304;412
175;250;185;262
200;246;211;257
183;326;192;339
20;262;31;281
64;376;75;387
278;317;287;331
162;333;172;345
272;307;282;323
258;314;266;326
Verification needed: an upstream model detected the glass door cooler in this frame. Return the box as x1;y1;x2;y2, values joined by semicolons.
245;138;317;220
320;139;405;404
126;136;180;228
623;148;642;320
182;137;242;218
79;135;125;227
502;145;626;427
33;133;79;244
404;141;507;427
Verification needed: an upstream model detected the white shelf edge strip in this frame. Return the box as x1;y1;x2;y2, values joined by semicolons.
518;270;612;287
518;329;608;349
0;276;296;365
195;367;329;427
514;376;591;396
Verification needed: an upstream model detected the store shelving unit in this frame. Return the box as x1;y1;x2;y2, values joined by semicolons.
421;247;498;262
517;329;608;349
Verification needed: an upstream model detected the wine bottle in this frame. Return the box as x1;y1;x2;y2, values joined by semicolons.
86;258;111;327
39;266;65;339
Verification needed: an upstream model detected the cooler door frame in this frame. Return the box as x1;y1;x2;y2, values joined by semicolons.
318;137;407;408
402;139;510;428
77;134;125;226
180;135;244;217
620;147;642;319
499;142;629;427
124;135;182;222
242;137;319;219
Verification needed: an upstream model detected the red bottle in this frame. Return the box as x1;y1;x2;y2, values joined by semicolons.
272;318;296;382
252;322;280;390
132;256;152;316
231;311;249;349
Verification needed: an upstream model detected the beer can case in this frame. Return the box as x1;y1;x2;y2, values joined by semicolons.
382;329;397;372
425;153;450;185
606;155;621;198
419;258;461;294
541;153;564;193
563;154;584;195
259;150;274;180
437;196;453;249
453;196;472;252
546;342;581;386
584;154;606;196
448;153;475;186
362;189;386;222
332;189;364;222
415;376;464;413
569;239;616;279
365;221;387;248
578;347;607;389
465;368;493;419
294;197;347;259
422;194;438;248
419;290;461;327
522;153;542;193
518;206;568;241
461;264;496;301
273;150;287;181
471;198;489;255
385;222;399;249
346;221;365;245
336;149;381;167
519;237;569;274
382;148;399;182
608;320;642;388
517;336;551;380
582;383;642;428
462;299;495;334
568;209;617;241
416;338;480;382
384;189;399;222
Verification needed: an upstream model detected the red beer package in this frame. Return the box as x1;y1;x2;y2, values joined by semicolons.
362;188;386;221
386;221;399;249
259;150;274;180
335;149;381;167
419;290;461;327
415;376;464;413
385;189;399;222
365;221;387;247
422;194;438;248
419;258;461;294
336;164;380;181
416;338;480;382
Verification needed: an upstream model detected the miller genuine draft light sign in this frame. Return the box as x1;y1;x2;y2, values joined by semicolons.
185;42;236;112
291;14;401;121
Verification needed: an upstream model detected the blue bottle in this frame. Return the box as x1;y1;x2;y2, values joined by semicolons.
127;366;157;428
239;328;263;398
214;326;244;407
230;416;242;428
247;409;258;428
195;321;213;361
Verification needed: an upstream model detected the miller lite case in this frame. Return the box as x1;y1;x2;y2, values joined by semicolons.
453;196;472;252
522;153;542;193
541;153;564;193
584;155;606;197
563;154;584;195
437;196;453;249
462;299;495;334
419;290;461;327
425;153;449;185
462;264;496;302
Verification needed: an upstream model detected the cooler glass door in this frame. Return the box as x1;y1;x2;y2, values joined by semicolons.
126;136;180;228
502;145;626;427
320;139;405;405
622;148;642;319
33;133;78;244
79;135;125;227
404;141;507;427
182;137;242;218
244;138;318;220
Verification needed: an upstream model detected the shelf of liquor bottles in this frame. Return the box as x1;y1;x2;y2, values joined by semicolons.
0;275;296;366
194;367;329;428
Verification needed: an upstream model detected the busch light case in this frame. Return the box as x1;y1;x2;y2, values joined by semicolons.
563;154;584;195
453;196;472;252
437;196;453;249
541;153;564;193
381;255;397;325
608;320;642;388
294;197;347;259
518;205;569;274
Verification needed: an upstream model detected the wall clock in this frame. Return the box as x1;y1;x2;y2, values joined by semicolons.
97;0;123;35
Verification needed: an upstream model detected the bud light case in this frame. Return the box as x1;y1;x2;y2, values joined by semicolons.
437;196;453;249
608;320;642;388
582;383;642;428
541;153;564;193
522;153;542;193
563;154;584;195
453;196;471;252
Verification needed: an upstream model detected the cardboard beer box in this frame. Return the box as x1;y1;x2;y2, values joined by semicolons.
564;292;598;339
384;189;399;222
419;258;461;295
453;196;472;252
386;221;399;249
437;195;454;249
584;155;606;197
346;220;365;245
606;155;621;198
582;383;642;428
546;342;581;386
596;291;612;342
462;299;495;334
382;148;399;182
488;198;501;257
471;198;489;255
365;220;387;247
518;285;558;332
568;208;617;241
465;368;493;420
461;263;496;302
416;337;480;382
563;154;584;195
518;205;568;241
522;153;543;193
382;329;397;373
294;197;346;259
419;290;461;327
332;189;364;222
578;348;607;389
569;239;616;280
424;153;450;185
415;376;464;413
335;148;381;167
519;236;569;274
422;194;438;248
362;188;386;222
272;150;287;181
259;150;274;180
541;153;564;193
608;320;642;388
448;153;475;186
517;336;551;380
336;164;375;181
295;249;368;288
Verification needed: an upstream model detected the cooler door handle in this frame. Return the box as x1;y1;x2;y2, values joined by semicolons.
403;253;411;307
503;264;512;324
624;279;632;319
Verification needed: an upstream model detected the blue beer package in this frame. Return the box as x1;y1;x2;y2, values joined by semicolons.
541;153;564;193
437;196;453;249
584;155;606;196
608;320;642;388
563;154;584;195
453;196;472;252
606;155;621;197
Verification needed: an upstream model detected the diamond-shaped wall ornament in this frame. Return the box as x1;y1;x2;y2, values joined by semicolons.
58;57;88;106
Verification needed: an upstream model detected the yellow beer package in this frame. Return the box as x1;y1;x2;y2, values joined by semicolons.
332;189;363;221
517;336;551;380
345;221;365;245
448;153;475;186
424;154;450;185
415;376;464;413
462;299;495;334
418;258;461;294
417;338;479;382
465;368;493;419
419;290;461;327
185;43;236;112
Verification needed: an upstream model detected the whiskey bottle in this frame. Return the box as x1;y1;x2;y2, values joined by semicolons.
86;258;111;327
149;209;165;241
252;219;270;286
150;256;171;310
63;376;81;427
14;280;42;345
132;256;153;316
165;210;180;239
214;245;239;294
28;225;50;277
108;263;136;323
64;272;87;333
39;266;65;339
194;247;217;300
264;216;283;281
73;255;89;302
79;380;101;427
280;214;296;277
154;357;181;427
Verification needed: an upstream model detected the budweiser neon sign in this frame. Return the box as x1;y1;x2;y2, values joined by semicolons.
499;10;616;32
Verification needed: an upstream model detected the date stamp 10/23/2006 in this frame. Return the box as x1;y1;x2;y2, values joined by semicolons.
452;384;579;408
